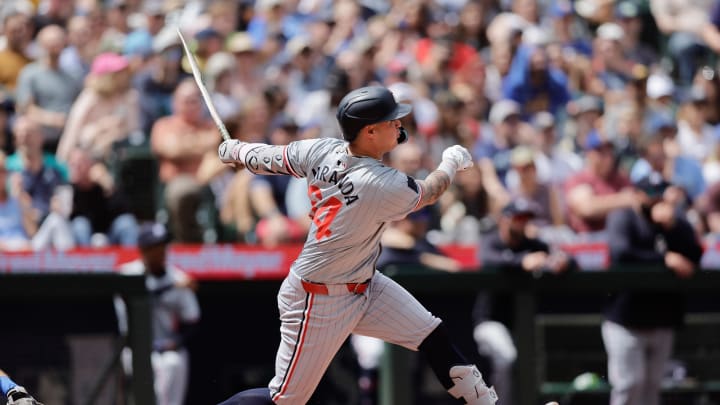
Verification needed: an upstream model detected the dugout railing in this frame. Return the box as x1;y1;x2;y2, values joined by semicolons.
377;267;720;405
3;267;720;405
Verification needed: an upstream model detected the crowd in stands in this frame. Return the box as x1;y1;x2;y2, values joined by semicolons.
1;0;720;252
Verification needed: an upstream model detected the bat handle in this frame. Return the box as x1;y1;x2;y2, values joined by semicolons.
219;127;231;142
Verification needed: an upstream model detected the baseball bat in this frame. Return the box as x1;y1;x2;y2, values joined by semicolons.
176;28;231;142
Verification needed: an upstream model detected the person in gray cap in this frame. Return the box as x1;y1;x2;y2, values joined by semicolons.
531;111;583;186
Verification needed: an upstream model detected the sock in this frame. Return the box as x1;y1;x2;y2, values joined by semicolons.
418;323;468;390
0;376;18;396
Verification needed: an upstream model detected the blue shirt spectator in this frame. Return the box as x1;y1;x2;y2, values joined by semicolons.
502;44;571;118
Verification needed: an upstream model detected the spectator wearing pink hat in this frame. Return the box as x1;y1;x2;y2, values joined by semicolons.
56;52;140;163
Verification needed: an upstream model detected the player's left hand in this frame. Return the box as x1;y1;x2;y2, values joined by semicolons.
441;145;474;172
7;386;43;405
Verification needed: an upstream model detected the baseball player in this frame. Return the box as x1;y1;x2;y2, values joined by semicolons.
216;86;497;405
0;369;42;405
114;222;201;405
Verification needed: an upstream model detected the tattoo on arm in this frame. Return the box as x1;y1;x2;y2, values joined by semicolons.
416;170;451;208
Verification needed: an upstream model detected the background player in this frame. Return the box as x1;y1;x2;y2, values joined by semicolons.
0;369;42;405
215;86;497;405
114;222;201;405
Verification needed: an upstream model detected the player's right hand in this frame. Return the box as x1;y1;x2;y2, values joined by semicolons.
218;139;246;166
441;145;473;172
7;386;43;405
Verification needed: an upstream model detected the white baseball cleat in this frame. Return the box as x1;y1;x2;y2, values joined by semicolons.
448;365;498;405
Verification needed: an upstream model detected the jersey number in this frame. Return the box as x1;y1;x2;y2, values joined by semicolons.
308;185;342;240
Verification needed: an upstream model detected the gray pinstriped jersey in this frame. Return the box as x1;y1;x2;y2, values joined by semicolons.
282;138;421;284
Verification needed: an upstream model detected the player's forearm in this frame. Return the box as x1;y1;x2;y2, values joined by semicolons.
416;170;451;209
238;143;295;176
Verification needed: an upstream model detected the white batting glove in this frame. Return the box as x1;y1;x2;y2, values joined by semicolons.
218;139;246;164
438;145;473;178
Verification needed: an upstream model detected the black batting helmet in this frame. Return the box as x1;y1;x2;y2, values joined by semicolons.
336;86;412;143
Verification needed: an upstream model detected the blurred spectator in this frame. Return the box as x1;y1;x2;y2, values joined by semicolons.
531;111;584;186
435;164;491;245
121;4;166;72
32;0;74;33
702;0;720;58
485;41;515;103
285;35;335;117
0;149;35;251
59;15;97;81
611;104;646;176
565;95;604;152
0;12;33;94
614;1;657;67
448;55;491;130
227;31;264;104
133;26;187;135
695;180;720;233
203;52;240;121
592;22;641;94
429;91;467;159
676;86;715;162
6;115;67;183
0;149;74;252
604;173;703;405
7;116;66;224
692;66;720;125
501;41;571;118
150;78;219;243
16;24;81;153
378;205;461;272
336;36;382;91
115;222;200;405
474;198;574;405
549;0;593;57
475;99;522;180
322;0;366;57
651;0;715;86
137;1;167;37
101;0;132;53
186;28;224;71
505;145;565;230
563;130;636;235
57;52;140;162
645;73;677;128
248;116;310;247
207;0;239;38
247;0;292;52
67;147;138;247
415;32;479;93
456;1;490;51
475;100;529;212
233;94;272;143
631;121;706;200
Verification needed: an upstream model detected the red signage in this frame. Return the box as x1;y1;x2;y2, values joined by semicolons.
0;242;713;279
